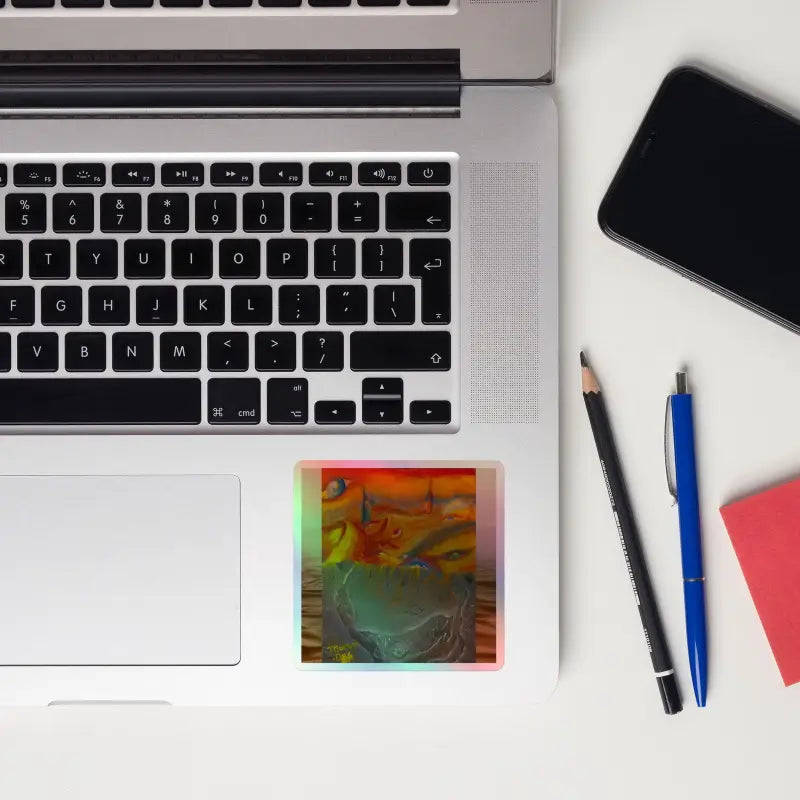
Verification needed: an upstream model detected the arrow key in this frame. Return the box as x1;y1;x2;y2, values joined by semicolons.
315;400;356;425
207;332;249;371
410;400;451;425
363;399;403;425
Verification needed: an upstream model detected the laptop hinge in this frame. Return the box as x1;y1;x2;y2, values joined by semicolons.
0;50;461;117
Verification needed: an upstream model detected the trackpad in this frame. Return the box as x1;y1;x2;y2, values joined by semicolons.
0;475;240;666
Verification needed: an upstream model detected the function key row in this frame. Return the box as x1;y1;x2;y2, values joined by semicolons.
0;162;450;189
3;191;451;234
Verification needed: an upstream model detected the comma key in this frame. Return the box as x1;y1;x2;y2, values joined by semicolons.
208;378;261;424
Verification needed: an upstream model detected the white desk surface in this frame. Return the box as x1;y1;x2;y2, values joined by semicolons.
3;0;800;797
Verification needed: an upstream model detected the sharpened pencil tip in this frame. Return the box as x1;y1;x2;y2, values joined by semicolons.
579;351;588;368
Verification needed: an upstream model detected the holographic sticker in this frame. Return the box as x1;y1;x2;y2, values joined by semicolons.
296;462;503;669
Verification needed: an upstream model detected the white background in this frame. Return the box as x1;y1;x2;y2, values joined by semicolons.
4;0;800;796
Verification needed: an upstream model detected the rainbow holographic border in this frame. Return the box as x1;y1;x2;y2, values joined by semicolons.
293;460;504;671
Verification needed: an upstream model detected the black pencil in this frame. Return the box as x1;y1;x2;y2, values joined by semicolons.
581;352;682;715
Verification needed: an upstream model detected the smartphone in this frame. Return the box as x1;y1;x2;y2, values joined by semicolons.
599;66;800;333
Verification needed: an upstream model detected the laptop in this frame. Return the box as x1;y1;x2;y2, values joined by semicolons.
0;3;558;705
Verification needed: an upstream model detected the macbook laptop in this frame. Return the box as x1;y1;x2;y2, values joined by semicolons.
0;3;558;705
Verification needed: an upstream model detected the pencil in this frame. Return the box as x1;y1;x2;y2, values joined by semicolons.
581;351;682;715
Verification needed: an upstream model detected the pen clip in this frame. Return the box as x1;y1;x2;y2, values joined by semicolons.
664;396;678;506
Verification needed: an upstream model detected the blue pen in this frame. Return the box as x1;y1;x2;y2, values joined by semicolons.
668;371;708;707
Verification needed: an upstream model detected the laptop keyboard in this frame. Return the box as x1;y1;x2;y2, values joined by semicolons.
1;0;450;8
0;154;458;431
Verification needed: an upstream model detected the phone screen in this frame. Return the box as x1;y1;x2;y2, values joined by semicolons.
600;67;800;328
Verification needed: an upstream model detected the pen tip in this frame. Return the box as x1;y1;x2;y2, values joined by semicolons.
580;351;588;368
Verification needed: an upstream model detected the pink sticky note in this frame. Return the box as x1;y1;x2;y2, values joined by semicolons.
721;478;800;686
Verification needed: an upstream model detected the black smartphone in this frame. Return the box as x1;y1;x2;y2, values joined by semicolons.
599;66;800;332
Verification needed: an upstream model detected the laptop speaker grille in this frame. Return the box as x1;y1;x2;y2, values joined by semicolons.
468;162;539;424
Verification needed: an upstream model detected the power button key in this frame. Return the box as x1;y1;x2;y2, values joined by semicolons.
408;162;451;186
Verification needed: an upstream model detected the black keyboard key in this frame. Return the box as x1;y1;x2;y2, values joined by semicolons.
302;331;344;372
112;163;155;187
255;331;296;371
243;193;284;232
0;166;6;188
290;193;332;233
17;333;58;372
314;400;356;424
278;285;319;325
160;332;201;372
220;239;261;279
13;163;56;188
65;333;106;372
136;285;178;325
195;193;237;233
0;333;10;372
110;0;154;4
78;240;118;280
258;0;301;7
358;162;401;186
338;193;379;232
89;286;130;326
161;163;204;187
161;0;202;6
148;193;189;233
260;162;302;186
267;239;307;279
309;0;350;5
314;239;355;278
410;400;451;423
231;285;272;325
351;331;450;371
208;332;248;371
184;285;225;325
18;332;59;372
357;0;400;5
101;194;142;233
409;238;451;324
210;0;253;6
374;285;415;325
171;239;213;279
362;377;403;400
0;379;200;425
0;287;34;325
326;284;367;325
211;163;253;187
63;163;106;187
11;0;55;6
363;400;403;424
124;240;165;279
362;239;402;278
53;194;94;234
112;332;154;372
267;377;307;424
407;162;451;186
30;240;70;279
0;241;23;279
41;286;82;326
6;194;46;234
309;163;351;186
386;192;450;232
208;378;261;424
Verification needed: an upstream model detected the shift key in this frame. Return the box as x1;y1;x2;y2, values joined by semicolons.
350;331;450;371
